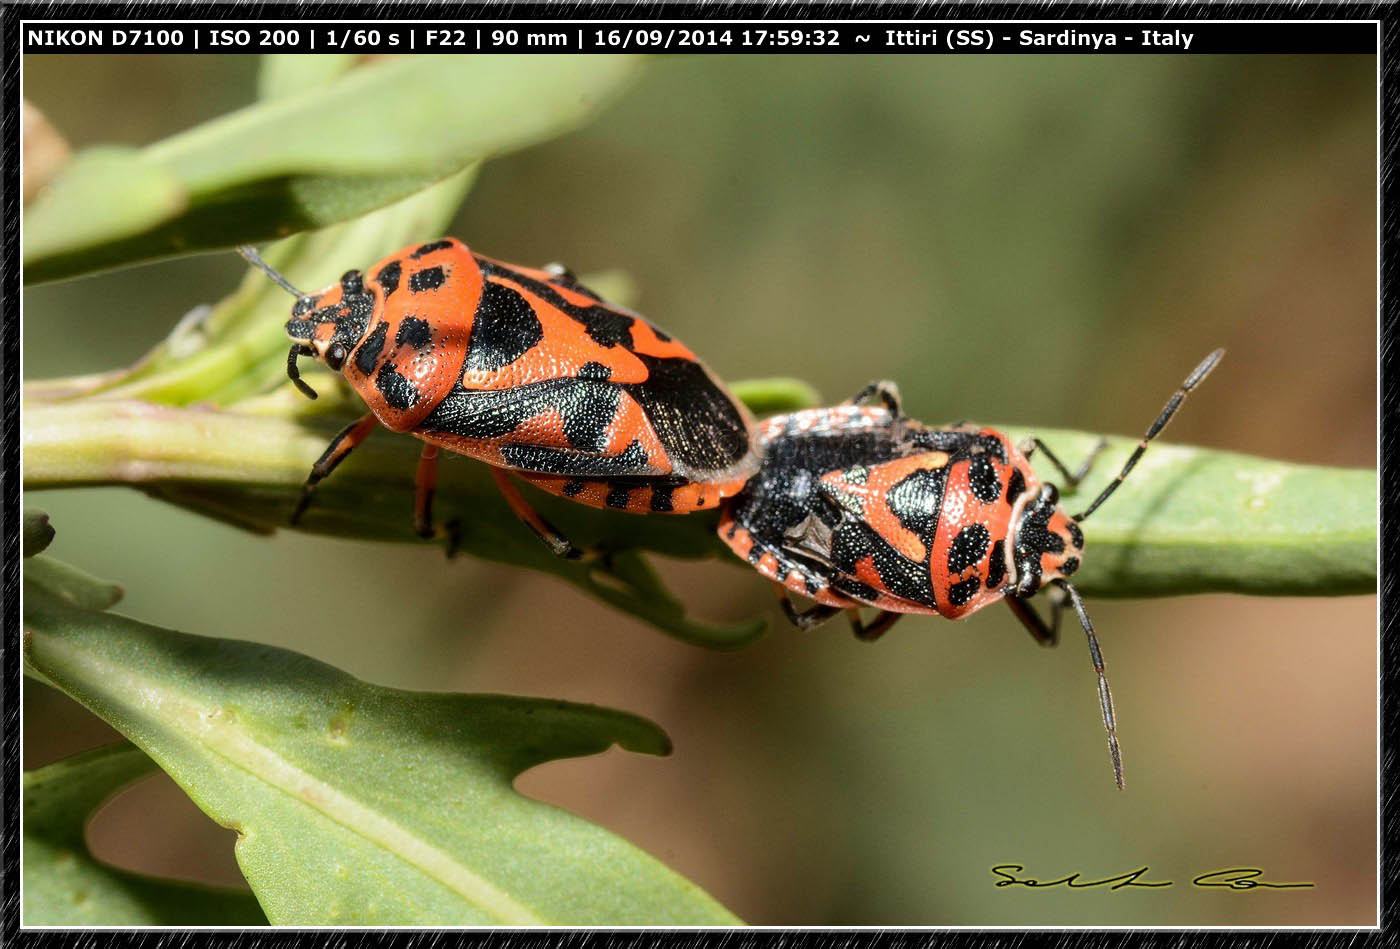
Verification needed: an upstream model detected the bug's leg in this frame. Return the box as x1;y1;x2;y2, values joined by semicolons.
1017;436;1107;492
442;518;464;559
846;380;903;416
847;608;903;642
412;443;466;559
1004;594;1059;647
543;262;602;301
1054;579;1124;790
489;467;582;559
1045;583;1069;639
772;584;842;631
291;413;379;525
413;444;439;538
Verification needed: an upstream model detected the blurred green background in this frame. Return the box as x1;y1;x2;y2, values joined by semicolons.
23;54;1375;925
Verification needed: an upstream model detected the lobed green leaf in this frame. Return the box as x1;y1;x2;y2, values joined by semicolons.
24;743;268;926
23;568;741;925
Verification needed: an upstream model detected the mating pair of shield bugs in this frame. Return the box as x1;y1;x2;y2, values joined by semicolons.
242;238;1223;788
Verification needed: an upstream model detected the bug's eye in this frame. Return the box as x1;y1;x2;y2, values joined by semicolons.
341;270;363;296
325;342;347;370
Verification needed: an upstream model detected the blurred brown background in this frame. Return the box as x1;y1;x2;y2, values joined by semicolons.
23;53;1376;925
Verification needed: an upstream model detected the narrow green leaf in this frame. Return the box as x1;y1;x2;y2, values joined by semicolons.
25;55;644;283
728;377;822;415
24;742;267;925
1002;427;1376;597
26;554;124;611
23;403;1375;605
23;573;741;925
257;54;359;101
23;147;186;265
22;396;761;647
27;167;477;410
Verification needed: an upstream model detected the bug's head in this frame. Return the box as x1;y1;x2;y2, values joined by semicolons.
282;269;376;391
1011;482;1085;597
238;247;378;401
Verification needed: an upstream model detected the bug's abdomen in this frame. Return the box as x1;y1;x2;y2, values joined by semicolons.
519;470;751;515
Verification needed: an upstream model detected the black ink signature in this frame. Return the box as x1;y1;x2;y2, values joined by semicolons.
992;864;1315;891
1192;868;1314;890
992;864;1170;890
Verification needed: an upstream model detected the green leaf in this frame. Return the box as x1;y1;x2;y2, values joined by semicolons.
24;742;267;925
1003;427;1376;597
22;395;760;647
22;398;1374;651
25;55;645;283
23;147;187;267
728;377;822;416
28;167;478;410
256;54;359;101
27;554;124;611
23;569;741;926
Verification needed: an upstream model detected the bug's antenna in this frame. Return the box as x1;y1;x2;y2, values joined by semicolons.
238;245;305;298
287;344;319;400
1073;348;1224;523
1055;579;1123;790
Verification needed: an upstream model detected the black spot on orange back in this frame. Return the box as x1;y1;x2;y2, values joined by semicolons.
948;576;981;607
885;467;946;545
1005;467;1026;505
464;282;543;372
376;262;402;298
409;266;446;293
986;538;1007;588
947;523;991;574
376;362;418;410
395;316;432;351
355;323;387;375
968;455;1001;504
412;240;454;259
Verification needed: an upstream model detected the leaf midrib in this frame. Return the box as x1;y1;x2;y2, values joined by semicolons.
29;621;547;925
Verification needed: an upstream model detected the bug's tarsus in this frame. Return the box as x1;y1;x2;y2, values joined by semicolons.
847;608;903;642
848;380;903;417
413;444;441;539
443;518;464;559
1055;579;1124;791
238;244;305;298
772;586;842;631
287;345;319;400
1073;348;1224;522
1021;436;1107;493
1004;594;1060;647
292;414;379;526
489;467;582;559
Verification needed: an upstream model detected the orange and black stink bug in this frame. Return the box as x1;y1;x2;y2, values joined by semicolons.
241;240;758;556
717;350;1224;788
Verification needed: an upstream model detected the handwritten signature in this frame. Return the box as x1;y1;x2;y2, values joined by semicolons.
991;864;1314;891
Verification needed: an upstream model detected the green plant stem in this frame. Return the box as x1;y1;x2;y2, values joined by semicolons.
23;398;1376;599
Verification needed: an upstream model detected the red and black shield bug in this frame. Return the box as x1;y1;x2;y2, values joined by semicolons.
240;240;758;557
717;350;1224;788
